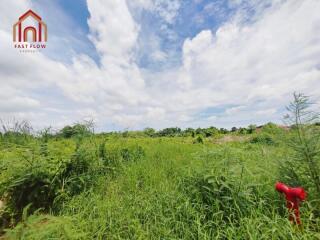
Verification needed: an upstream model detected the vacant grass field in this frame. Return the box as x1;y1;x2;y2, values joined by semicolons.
1;127;320;239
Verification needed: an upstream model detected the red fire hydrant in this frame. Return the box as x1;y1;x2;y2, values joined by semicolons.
275;182;306;224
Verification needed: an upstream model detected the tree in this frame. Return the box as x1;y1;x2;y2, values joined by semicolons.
157;127;181;137
60;125;74;138
281;93;320;195
183;128;195;137
143;128;156;137
247;124;257;134
219;128;228;134
59;121;94;138
238;127;248;134
204;127;219;137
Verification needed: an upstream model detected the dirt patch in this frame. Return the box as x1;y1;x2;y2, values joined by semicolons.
213;135;249;144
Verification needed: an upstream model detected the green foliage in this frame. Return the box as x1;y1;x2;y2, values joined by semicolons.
0;140;102;227
183;127;196;137
238;127;248;134
97;142;145;170
143;127;156;137
219;128;228;134
181;173;266;225
60;125;74;138
2;109;320;238
280;93;320;196
196;126;219;137
157;127;182;137
120;145;145;162
250;134;276;145
261;122;285;135
59;121;94;139
0;119;33;145
247;124;257;134
193;135;204;144
2;170;55;215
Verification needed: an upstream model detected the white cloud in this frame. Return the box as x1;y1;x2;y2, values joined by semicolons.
0;1;31;32
1;0;320;130
225;106;246;115
146;107;166;120
87;0;138;61
0;0;149;129
154;0;181;24
172;0;320;127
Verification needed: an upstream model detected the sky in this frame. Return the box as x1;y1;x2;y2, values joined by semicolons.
0;0;320;131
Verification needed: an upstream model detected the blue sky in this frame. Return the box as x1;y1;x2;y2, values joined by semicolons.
30;0;99;64
32;0;236;70
136;0;234;70
0;0;319;131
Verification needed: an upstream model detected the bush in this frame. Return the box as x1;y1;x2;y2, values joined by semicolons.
59;121;94;138
143;128;156;137
157;127;182;137
193;135;204;144
3;170;55;215
261;122;284;135
250;134;275;145
99;143;145;171
180;173;264;225
54;144;99;201
120;145;145;162
0;142;98;225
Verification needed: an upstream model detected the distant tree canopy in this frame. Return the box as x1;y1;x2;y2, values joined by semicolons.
60;122;94;138
196;126;219;137
231;127;238;132
157;127;182;137
94;123;284;138
0;118;286;140
143;128;156;137
142;126;226;137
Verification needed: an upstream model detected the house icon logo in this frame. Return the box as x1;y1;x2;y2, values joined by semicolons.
13;9;47;52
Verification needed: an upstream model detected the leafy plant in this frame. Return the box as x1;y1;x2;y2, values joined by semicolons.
120;145;145;162
59;120;94;139
280;93;320;195
193;135;204;144
250;134;275;145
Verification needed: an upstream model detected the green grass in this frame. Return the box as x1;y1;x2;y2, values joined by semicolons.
1;133;320;239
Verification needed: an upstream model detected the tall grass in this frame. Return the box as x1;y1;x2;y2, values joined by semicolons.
1;124;320;239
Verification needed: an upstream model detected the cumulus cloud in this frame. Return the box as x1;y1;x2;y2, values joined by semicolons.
1;0;320;130
173;0;320;127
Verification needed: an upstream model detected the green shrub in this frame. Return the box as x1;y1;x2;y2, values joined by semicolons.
1;131;32;145
250;134;275;145
59;122;94;139
1;170;55;216
180;173;266;226
0;142;98;225
193;135;204;144
120;145;145;162
54;144;98;201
